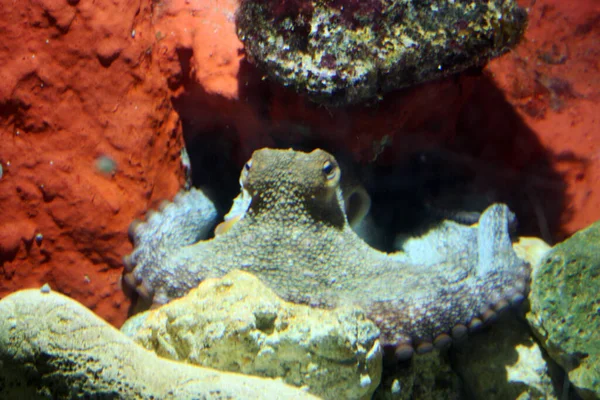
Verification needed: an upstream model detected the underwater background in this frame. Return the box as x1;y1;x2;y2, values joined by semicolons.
0;0;598;399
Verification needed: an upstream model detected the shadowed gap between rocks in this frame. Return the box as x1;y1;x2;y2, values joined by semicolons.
170;55;570;248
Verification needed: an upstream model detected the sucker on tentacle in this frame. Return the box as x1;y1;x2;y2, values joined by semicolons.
122;148;530;358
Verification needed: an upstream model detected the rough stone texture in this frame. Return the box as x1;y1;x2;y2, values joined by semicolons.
0;288;318;400
122;270;382;400
454;314;558;400
0;0;186;326
374;352;462;400
484;0;600;240
1;0;598;330
527;221;600;400
512;237;553;275
236;0;527;106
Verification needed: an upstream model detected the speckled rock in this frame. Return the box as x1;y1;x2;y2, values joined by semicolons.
0;288;317;400
236;0;527;105
454;314;558;400
374;351;461;400
122;270;382;400
527;221;600;400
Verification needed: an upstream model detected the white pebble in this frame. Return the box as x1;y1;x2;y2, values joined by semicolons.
359;374;372;388
391;379;401;394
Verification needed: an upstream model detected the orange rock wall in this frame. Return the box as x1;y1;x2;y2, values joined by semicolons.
487;0;600;237
0;0;185;325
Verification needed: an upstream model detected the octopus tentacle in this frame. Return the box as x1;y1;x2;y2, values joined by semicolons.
122;188;218;307
371;204;530;358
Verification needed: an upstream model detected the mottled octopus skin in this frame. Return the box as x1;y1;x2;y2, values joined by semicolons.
123;148;530;355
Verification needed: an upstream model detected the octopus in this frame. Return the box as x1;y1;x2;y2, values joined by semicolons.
123;148;530;359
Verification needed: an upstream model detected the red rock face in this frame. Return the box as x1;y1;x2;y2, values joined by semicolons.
0;0;598;325
0;0;186;326
485;0;600;239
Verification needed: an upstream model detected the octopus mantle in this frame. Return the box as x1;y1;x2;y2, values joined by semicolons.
123;148;530;358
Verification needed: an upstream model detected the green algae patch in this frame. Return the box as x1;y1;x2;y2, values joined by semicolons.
527;221;600;400
236;0;527;106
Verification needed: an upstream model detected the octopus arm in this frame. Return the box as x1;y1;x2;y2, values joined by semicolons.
358;204;530;355
122;189;219;307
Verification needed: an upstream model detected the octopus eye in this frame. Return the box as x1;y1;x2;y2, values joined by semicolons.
322;160;337;180
241;159;253;181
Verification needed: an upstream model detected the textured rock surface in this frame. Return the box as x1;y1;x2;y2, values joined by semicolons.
454;314;558;400
236;0;527;105
527;221;600;400
484;0;600;240
0;288;318;400
374;352;461;400
122;270;382;400
0;0;186;326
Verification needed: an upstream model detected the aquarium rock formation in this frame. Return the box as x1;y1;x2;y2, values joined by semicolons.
527;221;600;400
236;0;527;105
454;312;558;399
0;288;317;400
122;270;382;400
123;148;531;361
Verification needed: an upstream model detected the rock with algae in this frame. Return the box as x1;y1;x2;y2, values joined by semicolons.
0;288;318;400
527;221;600;400
236;0;527;105
122;270;383;400
374;351;462;400
454;314;558;400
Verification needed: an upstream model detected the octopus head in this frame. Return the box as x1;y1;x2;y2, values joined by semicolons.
240;148;347;227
